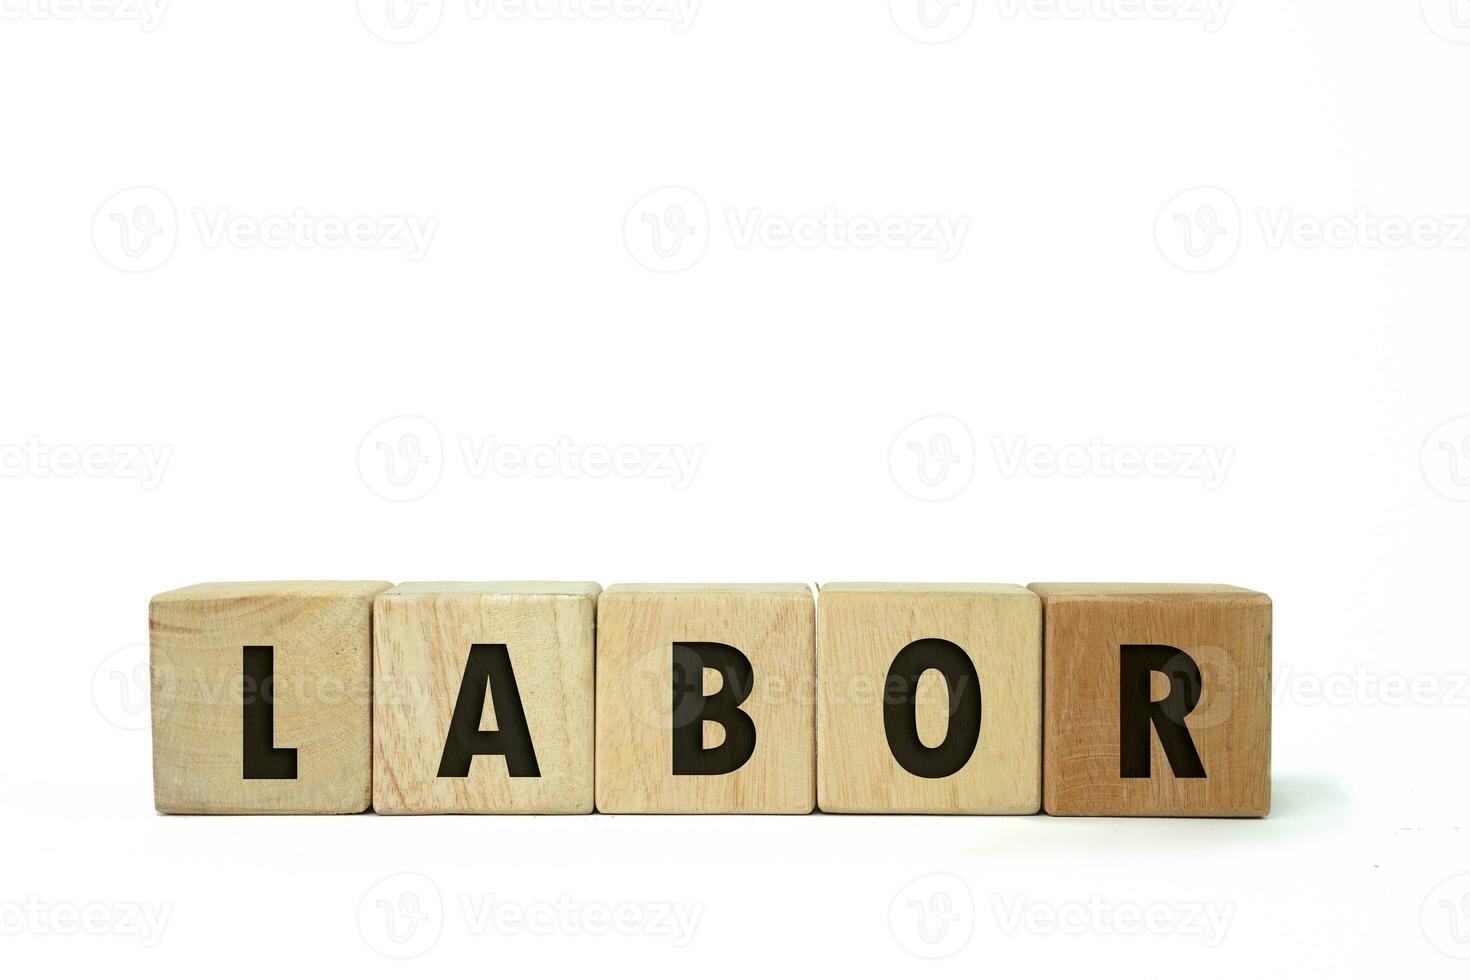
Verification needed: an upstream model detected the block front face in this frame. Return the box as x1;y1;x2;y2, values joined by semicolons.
1033;584;1271;817
372;582;598;814
595;585;816;813
149;581;388;814
817;584;1041;814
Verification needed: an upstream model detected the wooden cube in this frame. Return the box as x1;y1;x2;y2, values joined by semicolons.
1032;583;1271;817
817;583;1041;814
149;581;388;814
595;584;815;813
372;582;598;814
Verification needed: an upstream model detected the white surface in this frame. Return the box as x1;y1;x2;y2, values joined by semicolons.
3;2;1468;975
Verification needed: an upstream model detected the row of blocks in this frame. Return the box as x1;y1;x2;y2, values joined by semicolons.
149;581;1272;817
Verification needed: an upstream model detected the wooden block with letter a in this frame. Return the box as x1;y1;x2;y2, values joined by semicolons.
1032;583;1271;817
817;583;1041;814
372;582;598;814
595;584;816;814
149;581;389;814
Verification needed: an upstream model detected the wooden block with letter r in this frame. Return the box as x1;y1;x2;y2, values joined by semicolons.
817;583;1041;814
372;582;598;814
1032;583;1272;817
595;584;816;814
149;581;389;814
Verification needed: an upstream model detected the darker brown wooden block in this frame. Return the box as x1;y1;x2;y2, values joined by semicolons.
1032;583;1271;817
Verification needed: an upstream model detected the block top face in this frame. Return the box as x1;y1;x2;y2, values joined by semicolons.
822;583;1032;596
382;582;601;598
605;583;811;596
1029;583;1267;602
151;581;392;603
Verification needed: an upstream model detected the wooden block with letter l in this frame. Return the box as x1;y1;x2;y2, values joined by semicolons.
1032;583;1272;817
149;581;389;814
372;582;598;814
595;584;816;814
816;583;1041;814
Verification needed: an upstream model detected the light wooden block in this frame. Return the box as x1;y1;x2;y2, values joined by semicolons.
372;582;598;814
595;584;816;813
149;581;388;814
816;583;1041;814
1032;583;1271;817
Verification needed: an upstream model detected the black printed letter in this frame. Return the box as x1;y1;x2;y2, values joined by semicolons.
1119;644;1206;778
437;644;540;778
242;645;297;779
671;642;757;776
883;638;982;779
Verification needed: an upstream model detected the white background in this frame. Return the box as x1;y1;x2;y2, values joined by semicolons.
3;0;1468;975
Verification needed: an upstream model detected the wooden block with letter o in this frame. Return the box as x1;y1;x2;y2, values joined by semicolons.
149;581;389;814
817;583;1041;814
595;584;816;814
1032;583;1271;817
372;582;598;814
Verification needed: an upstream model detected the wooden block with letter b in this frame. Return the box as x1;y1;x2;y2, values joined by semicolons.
1032;583;1271;817
595;584;816;814
149;581;389;814
372;582;598;814
817;583;1041;814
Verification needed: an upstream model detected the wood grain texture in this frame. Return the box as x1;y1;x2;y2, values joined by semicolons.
817;584;1041;814
1032;583;1272;817
372;582;598;814
149;581;389;814
595;584;815;813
